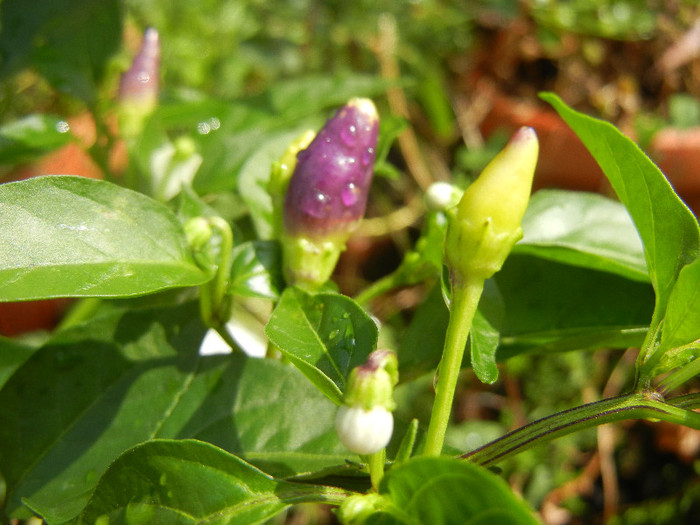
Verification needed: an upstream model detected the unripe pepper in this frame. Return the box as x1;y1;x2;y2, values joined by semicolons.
281;98;379;289
444;126;539;283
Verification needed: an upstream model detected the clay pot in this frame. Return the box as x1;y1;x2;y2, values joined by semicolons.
649;126;700;212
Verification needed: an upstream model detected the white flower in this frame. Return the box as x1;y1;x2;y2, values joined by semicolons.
425;181;461;212
335;404;394;455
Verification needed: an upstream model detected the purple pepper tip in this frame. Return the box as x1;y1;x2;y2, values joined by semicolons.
119;27;161;104
283;98;379;240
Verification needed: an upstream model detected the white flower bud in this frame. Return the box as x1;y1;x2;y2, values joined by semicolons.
335;404;394;455
425;181;462;212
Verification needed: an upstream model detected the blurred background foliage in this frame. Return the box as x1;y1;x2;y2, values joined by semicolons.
2;0;700;523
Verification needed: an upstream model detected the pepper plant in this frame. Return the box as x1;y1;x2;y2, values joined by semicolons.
2;7;700;525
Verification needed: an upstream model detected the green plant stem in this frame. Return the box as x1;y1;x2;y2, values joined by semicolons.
368;449;386;490
423;276;485;456
462;391;700;467
354;272;403;306
199;217;236;349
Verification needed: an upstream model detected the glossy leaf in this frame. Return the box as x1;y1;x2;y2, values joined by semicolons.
0;114;75;164
496;254;654;357
657;256;700;357
542;94;700;327
369;456;539;524
470;281;504;384
265;288;379;405
0;0;122;103
0;302;352;522
74;440;349;525
230;240;284;300
517;189;648;282
0;176;209;300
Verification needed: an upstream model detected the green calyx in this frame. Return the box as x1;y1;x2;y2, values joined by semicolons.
444;210;524;283
281;234;345;291
269;130;316;238
344;350;398;411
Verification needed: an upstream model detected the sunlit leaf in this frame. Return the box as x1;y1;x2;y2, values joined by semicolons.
265;288;378;405
0;176;209;300
71;440;349;525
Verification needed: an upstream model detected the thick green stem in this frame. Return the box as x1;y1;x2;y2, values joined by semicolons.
462;391;700;467
423;276;485;456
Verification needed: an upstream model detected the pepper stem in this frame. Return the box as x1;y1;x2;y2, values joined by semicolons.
422;276;485;456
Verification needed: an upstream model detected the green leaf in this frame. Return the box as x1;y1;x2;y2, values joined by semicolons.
398;283;449;381
73;440;349;525
0;0;122;103
230;240;284;300
0;336;38;389
496;254;655;357
658;256;700;355
541;93;700;329
265;288;379;406
470;281;504;385
266;73;388;120
0;176;209;300
0;115;75;165
370;456;540;524
516;189;648;282
0;302;352;522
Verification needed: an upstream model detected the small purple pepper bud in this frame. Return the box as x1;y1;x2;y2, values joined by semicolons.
118;27;161;139
119;27;160;106
282;98;379;289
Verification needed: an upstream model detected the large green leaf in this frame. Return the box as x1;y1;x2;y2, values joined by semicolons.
368;456;540;524
72;440;349;525
496;255;654;357
516;189;648;282
0;0;122;103
0;176;209;300
541;94;700;331
265;288;379;406
0;302;352;523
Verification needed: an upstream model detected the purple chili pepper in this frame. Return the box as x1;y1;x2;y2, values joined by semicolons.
280;97;379;289
283;97;379;242
119;27;160;107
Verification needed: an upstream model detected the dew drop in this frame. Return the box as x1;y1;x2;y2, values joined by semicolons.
341;182;360;207
362;147;375;166
136;71;151;84
340;124;358;147
197;121;211;134
55;120;70;133
308;191;331;218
